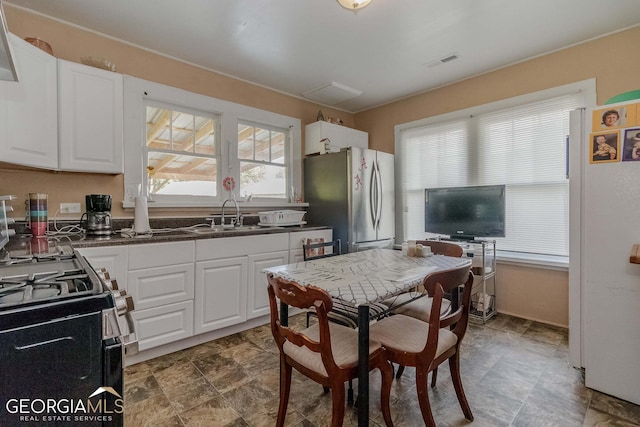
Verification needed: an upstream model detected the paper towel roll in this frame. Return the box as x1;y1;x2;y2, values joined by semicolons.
134;196;151;234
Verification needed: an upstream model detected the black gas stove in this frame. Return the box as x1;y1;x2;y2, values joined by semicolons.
0;245;137;426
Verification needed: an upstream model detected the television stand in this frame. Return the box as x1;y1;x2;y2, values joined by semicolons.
427;237;497;323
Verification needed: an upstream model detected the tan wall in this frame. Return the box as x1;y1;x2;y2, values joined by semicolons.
496;264;568;327
352;28;640;328
0;5;352;219
356;26;640;154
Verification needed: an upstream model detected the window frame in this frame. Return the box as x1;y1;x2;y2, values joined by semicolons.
237;119;290;201
143;99;222;203
394;79;596;267
123;76;302;209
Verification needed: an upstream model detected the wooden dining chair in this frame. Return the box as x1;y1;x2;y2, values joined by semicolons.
369;264;474;427
382;240;463;323
303;238;342;261
267;273;394;427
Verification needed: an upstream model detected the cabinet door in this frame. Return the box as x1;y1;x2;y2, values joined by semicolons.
0;34;57;169
58;59;123;173
346;128;368;149
247;250;288;319
194;256;247;334
77;245;129;290
133;301;194;351
305;121;347;155
128;263;195;310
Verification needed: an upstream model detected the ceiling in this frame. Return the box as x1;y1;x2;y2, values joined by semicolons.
5;0;640;113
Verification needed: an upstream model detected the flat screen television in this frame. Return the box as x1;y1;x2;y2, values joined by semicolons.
424;185;506;241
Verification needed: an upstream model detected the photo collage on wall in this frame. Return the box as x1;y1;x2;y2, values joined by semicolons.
590;103;640;164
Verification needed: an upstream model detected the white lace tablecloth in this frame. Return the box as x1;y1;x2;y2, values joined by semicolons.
263;248;471;307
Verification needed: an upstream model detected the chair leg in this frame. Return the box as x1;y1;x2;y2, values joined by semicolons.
329;382;346;427
430;367;438;388
395;364;405;379
449;353;473;421
276;359;292;427
306;311;311;327
347;379;354;405
379;362;394;427
415;368;436;427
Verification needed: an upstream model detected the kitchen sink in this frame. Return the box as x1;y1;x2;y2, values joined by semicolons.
186;225;280;234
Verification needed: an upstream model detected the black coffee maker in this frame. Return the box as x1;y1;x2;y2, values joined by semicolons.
84;194;112;236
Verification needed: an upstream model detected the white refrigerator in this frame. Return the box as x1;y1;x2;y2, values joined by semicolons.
569;101;640;405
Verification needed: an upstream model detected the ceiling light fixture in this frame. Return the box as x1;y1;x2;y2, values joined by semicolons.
337;0;372;13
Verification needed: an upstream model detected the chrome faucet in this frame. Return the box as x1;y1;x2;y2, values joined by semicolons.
221;197;241;228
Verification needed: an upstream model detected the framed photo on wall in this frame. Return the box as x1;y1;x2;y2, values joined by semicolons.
592;104;636;131
590;131;620;164
622;128;640;162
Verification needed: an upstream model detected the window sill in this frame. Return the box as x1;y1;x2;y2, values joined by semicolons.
496;251;568;271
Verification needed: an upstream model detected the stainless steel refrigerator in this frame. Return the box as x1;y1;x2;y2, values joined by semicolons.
304;147;395;253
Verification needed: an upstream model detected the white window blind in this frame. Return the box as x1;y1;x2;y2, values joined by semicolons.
398;93;582;256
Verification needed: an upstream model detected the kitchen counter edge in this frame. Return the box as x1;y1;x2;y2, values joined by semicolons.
68;225;332;249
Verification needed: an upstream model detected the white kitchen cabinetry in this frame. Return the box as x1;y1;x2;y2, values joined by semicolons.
77;245;128;290
248;250;288;319
195;233;289;333
288;229;334;262
58;59;123;173
127;241;195;351
304;121;367;155
194;256;247;333
0;34;58;169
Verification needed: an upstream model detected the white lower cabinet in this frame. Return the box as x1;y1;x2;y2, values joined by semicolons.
78;229;329;359
133;301;194;351
194;256;247;333
248;250;288;319
195;233;289;332
76;245;128;290
127;241;195;351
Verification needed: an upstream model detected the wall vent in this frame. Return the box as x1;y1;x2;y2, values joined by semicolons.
426;53;460;68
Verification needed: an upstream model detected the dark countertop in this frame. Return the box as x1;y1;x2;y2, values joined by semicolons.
2;219;331;258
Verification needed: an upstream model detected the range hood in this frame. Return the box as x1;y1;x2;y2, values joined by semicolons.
0;2;18;81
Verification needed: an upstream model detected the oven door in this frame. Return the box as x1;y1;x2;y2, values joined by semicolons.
103;337;124;427
0;312;123;426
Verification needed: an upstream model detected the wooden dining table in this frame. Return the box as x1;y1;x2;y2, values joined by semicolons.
264;248;472;426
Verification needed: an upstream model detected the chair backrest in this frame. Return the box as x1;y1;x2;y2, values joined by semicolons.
416;240;463;257
303;239;342;261
266;273;339;369
421;264;474;354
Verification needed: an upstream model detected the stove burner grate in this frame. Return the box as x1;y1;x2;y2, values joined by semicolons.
0;266;93;307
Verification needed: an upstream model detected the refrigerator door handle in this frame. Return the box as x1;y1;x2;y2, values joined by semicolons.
370;160;381;230
369;160;383;231
377;160;383;230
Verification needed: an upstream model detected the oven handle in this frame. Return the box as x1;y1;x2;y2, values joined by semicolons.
103;307;139;356
122;311;139;356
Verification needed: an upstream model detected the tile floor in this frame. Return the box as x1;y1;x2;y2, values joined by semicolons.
124;313;640;426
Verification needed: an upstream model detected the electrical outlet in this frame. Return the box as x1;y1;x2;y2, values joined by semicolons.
60;203;81;214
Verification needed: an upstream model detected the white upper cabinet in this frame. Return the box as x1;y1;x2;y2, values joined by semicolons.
304;120;368;155
0;34;58;169
58;59;123;173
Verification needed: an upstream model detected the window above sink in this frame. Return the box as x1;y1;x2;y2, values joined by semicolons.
123;76;303;209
